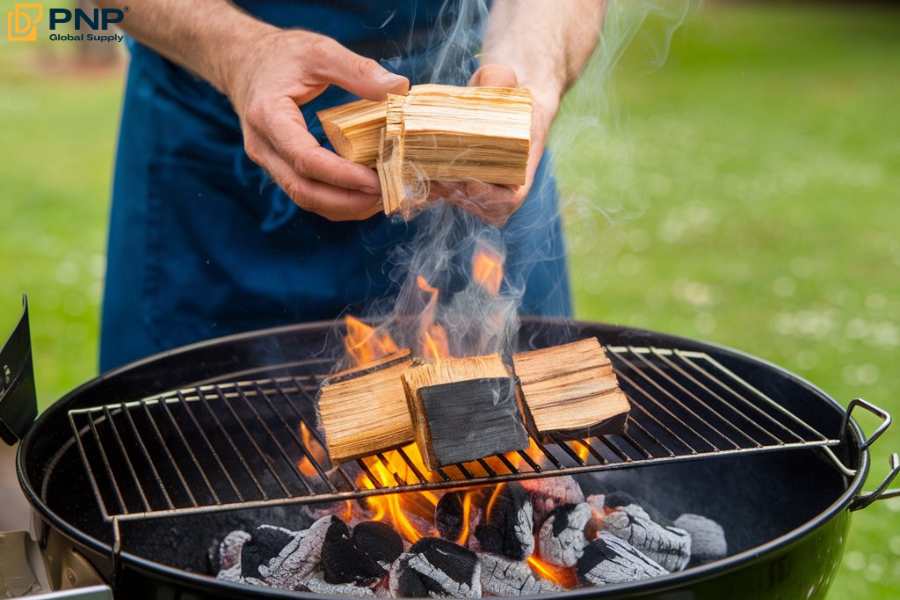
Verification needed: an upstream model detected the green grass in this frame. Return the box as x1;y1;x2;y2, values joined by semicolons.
1;3;898;597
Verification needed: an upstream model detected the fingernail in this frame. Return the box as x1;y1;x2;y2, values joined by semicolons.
382;72;409;92
362;185;379;195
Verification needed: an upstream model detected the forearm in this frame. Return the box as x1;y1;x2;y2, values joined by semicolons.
95;0;275;94
481;0;606;111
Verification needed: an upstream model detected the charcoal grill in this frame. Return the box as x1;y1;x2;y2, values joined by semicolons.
3;299;898;599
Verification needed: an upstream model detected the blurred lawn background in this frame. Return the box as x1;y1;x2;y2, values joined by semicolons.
1;2;898;598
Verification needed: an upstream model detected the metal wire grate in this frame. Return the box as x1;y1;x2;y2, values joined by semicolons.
68;346;839;522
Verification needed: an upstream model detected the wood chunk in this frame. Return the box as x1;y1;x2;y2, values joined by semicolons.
513;338;630;439
317;98;387;166
391;85;532;185
322;84;532;220
402;355;529;470
318;351;415;462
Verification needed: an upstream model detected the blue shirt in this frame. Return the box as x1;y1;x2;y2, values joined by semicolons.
100;1;571;371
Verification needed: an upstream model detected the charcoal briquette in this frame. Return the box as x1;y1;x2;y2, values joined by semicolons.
479;553;561;596
674;513;727;564
321;518;386;585
240;525;297;579
256;515;334;590
520;476;585;528
389;537;482;598
537;502;591;567
474;483;534;560
352;521;404;568
601;504;691;572
436;492;467;542
577;532;667;585
304;571;377;596
215;529;251;573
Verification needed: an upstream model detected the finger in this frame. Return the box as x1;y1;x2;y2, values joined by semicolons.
256;98;382;193
469;64;518;87
443;181;521;227
310;36;409;100
261;146;382;221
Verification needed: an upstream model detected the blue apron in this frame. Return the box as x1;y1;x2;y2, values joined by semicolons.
99;1;571;371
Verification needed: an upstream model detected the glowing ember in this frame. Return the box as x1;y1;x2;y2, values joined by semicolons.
343;315;399;366
472;245;504;296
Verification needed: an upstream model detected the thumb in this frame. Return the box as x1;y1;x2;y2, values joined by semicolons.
317;39;409;100
469;64;518;87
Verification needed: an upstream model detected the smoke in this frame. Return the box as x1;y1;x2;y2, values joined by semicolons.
355;0;695;361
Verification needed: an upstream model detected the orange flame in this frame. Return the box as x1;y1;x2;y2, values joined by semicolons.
356;445;442;544
296;421;327;477
454;491;478;546
528;556;578;589
472;245;504;296
344;315;399;366
575;440;591;463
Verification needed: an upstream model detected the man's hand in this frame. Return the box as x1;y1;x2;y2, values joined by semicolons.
224;29;409;221
432;64;559;227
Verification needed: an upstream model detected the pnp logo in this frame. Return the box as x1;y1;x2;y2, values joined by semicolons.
6;3;43;42
49;6;124;31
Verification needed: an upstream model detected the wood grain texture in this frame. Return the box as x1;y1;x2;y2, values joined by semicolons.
317;352;414;462
317;99;387;166
513;338;630;438
320;84;532;220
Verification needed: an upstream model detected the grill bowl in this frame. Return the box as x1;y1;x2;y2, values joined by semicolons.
17;318;875;599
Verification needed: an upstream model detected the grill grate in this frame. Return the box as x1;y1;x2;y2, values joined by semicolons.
68;346;839;522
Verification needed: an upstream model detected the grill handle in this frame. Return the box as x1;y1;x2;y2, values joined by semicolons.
0;296;37;446
841;398;899;511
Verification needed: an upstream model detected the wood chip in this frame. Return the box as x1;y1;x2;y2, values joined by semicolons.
513;338;630;439
318;351;415;462
402;355;529;470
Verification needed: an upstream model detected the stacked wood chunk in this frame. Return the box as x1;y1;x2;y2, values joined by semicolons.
316;99;386;166
316;338;629;468
318;84;532;219
402;354;530;470
513;338;630;439
317;350;415;462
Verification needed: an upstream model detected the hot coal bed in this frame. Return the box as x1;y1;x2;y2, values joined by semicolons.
212;476;726;597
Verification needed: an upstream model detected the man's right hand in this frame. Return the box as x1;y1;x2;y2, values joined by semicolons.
223;29;409;221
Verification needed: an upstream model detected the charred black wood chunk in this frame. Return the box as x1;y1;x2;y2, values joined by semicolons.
537;502;591;567
601;504;691;572
520;476;585;528
321;518;386;585
674;513;727;565
352;520;404;568
479;553;561;596
577;532;667;586
474;483;534;560
389;537;482;598
420;377;528;466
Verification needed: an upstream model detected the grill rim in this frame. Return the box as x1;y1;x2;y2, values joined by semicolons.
16;317;870;598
